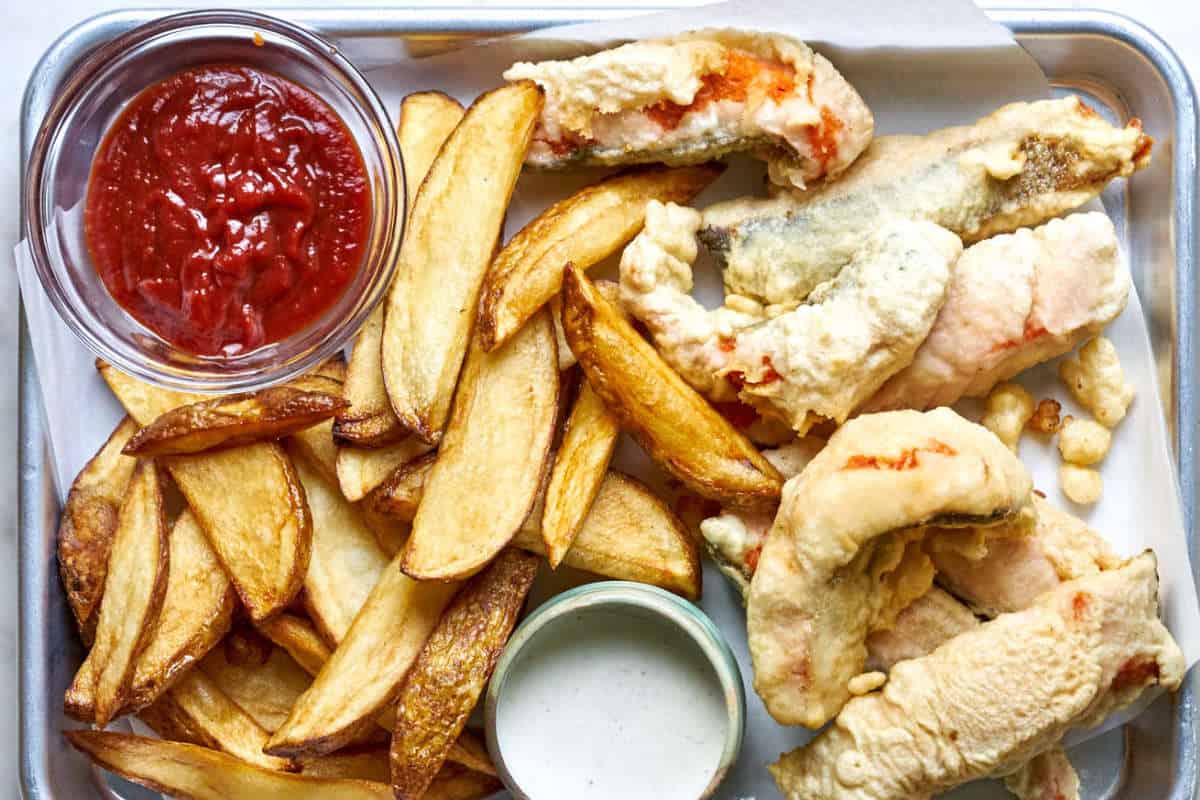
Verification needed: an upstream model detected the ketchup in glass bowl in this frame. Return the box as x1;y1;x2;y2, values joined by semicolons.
25;11;403;391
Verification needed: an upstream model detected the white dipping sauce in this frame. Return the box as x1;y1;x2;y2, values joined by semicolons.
495;608;729;799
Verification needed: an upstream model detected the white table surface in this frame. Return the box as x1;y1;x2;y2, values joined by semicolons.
2;0;1198;795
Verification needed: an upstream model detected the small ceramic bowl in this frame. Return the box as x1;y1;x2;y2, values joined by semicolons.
485;581;746;799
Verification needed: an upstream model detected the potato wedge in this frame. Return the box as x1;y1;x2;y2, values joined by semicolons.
123;378;347;457
256;613;333;677
299;747;392;782
560;266;783;509
516;470;701;599
265;562;460;758
200;629;315;735
65;460;168;726
424;763;503;800
65;510;235;720
391;549;537;799
336;92;466;448
122;510;235;712
541;380;619;567
364;451;435;522
66;732;391;799
381;82;542;445
256;612;498;776
478;164;723;351
290;445;390;643
402;309;558;580
138;668;295;772
336;436;435;503
289;419;339;485
360;508;410;557
57;416;139;643
99;362;313;621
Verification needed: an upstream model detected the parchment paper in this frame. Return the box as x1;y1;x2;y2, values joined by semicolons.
14;1;1199;797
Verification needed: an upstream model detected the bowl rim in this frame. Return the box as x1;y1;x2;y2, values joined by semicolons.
484;580;747;800
22;8;404;393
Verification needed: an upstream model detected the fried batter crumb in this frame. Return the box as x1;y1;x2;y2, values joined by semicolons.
1028;398;1062;434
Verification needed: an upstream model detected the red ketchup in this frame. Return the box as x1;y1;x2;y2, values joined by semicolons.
85;65;370;356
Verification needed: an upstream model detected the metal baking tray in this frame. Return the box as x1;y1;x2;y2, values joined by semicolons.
18;7;1199;799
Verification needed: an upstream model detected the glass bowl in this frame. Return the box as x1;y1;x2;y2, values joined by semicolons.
24;9;404;392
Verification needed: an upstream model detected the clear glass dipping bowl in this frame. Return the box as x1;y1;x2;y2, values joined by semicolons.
23;9;404;392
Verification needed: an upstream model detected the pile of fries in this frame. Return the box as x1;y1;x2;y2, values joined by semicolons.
57;81;774;798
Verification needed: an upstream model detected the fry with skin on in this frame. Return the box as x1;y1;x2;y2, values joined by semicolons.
265;563;460;758
391;549;538;800
289;445;390;644
57;416;139;643
336;92;465;447
122;377;347;456
137;667;296;772
477;164;723;351
401;309;558;581
65;732;392;800
336;436;434;503
65;460;168;727
541;380;620;567
561;264;783;510
382;82;542;445
364;452;436;522
255;613;498;776
66;509;236;721
98;361;312;621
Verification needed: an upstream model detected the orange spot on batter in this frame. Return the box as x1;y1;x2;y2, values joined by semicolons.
645;51;796;131
842;440;958;471
1112;657;1160;692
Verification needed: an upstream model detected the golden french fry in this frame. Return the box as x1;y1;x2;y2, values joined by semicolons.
391;550;538;800
381;82;542;445
137;668;295;772
298;747;392;782
289;419;339;485
64;509;236;720
57;417;139;643
122;511;235;713
515;470;701;600
66;732;392;799
265;562;460;758
336;437;434;503
200;629;315;735
289;445;390;643
424;763;503;800
256;613;334;677
336;92;466;448
560;265;783;509
359;507;410;558
99;361;313;621
478;164;723;351
122;378;347;457
255;612;497;776
401;309;558;580
65;460;168;727
364;452;435;522
541;380;619;567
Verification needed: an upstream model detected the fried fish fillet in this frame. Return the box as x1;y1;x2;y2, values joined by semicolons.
771;553;1184;800
866;212;1129;412
620;200;961;433
700;96;1150;304
504;29;873;187
747;408;1032;727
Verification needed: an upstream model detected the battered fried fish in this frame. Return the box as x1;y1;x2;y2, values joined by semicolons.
620;201;961;434
866;212;1129;412
747;408;1032;727
771;554;1184;800
701;96;1150;304
504;29;873;187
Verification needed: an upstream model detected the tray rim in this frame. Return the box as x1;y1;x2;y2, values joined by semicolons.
17;6;1200;799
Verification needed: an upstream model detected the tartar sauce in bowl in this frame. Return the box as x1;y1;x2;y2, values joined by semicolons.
485;582;745;799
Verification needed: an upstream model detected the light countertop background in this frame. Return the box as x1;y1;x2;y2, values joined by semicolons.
2;1;1198;796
